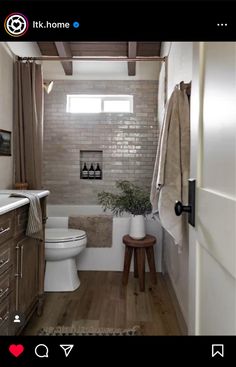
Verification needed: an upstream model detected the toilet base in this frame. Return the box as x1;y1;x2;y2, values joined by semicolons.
44;258;80;292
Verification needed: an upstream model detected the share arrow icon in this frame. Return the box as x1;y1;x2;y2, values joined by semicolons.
60;344;74;357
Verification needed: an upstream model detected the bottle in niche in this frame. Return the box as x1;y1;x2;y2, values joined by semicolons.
82;163;89;179
89;163;95;179
95;163;102;179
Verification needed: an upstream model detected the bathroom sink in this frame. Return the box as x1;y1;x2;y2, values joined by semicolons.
0;193;25;209
0;193;12;199
0;190;49;215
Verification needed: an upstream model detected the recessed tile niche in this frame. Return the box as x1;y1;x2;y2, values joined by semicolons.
80;150;103;180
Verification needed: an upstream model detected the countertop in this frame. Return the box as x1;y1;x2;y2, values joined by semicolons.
0;190;50;215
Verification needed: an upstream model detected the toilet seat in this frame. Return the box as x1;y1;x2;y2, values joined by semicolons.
45;228;86;248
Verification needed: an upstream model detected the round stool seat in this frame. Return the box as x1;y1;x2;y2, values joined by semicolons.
123;234;156;248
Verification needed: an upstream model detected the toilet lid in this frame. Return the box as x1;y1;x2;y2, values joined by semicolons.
45;228;86;243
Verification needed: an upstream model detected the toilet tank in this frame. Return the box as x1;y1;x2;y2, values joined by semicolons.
46;217;69;229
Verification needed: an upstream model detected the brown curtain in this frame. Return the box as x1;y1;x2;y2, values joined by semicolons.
14;61;43;189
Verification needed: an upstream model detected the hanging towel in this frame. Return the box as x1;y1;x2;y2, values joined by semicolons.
150;92;173;213
150;86;190;248
9;192;43;240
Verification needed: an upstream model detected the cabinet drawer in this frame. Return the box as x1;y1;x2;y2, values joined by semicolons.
0;240;13;276
0;293;10;335
0;290;14;336
0;267;14;303
0;212;14;245
15;205;29;237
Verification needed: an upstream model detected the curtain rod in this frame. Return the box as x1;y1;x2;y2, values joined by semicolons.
17;56;166;62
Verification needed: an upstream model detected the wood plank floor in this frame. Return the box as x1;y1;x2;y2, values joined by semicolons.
24;271;182;335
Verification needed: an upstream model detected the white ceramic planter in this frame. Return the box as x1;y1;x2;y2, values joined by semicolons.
129;215;146;239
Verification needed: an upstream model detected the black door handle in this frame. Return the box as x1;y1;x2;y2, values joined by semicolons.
174;201;191;216
174;179;195;227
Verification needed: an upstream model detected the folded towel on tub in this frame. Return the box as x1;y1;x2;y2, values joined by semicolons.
68;215;113;248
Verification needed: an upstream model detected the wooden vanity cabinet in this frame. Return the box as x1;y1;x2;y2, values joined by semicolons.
0;197;46;335
0;211;15;335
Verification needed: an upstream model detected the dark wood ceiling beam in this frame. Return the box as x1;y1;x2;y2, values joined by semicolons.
55;42;73;75
137;42;161;56
70;42;128;56
128;42;137;76
37;42;58;56
37;42;161;58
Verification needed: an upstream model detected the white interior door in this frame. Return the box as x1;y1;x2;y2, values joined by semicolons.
189;42;236;335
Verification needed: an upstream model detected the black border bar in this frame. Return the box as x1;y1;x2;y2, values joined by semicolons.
0;336;236;364
0;1;235;41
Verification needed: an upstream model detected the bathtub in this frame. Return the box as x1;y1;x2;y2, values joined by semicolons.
47;205;163;272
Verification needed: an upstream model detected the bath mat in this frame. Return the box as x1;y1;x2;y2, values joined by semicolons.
38;325;141;336
69;215;113;248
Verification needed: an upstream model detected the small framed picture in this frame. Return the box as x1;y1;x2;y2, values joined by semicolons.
0;129;11;156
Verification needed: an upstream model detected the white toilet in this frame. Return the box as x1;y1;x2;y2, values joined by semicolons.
44;217;87;292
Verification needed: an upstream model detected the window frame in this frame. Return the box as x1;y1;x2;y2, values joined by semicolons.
66;94;133;114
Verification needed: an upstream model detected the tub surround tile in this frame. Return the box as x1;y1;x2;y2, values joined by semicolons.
43;80;158;204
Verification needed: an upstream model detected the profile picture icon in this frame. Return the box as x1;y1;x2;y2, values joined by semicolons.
9;311;25;332
4;13;29;37
13;315;21;323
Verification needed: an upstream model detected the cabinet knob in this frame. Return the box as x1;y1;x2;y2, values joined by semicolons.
0;226;10;235
0;258;9;268
0;287;9;298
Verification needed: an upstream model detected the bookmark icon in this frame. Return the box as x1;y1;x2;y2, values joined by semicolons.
60;344;74;357
212;344;224;358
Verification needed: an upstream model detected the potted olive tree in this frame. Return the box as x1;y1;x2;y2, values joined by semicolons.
98;180;152;239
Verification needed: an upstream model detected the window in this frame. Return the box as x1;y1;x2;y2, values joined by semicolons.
66;95;133;113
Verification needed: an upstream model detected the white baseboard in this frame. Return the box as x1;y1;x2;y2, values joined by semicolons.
164;272;188;335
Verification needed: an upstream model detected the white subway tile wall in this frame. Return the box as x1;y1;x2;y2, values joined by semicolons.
43;80;158;204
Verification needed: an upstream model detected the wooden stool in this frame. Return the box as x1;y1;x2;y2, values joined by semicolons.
122;234;157;292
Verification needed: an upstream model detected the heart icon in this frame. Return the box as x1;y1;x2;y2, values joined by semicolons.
13;21;20;28
9;344;24;357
